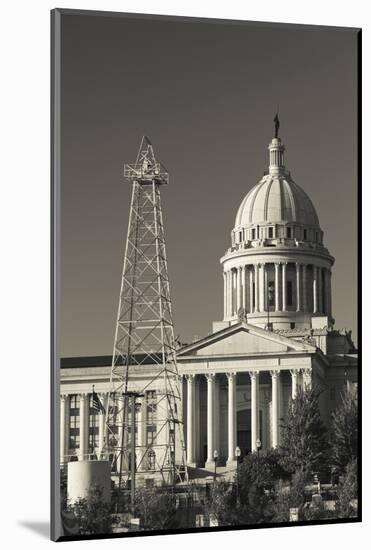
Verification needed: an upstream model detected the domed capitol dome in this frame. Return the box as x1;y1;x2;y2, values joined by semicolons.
234;167;320;229
220;117;334;330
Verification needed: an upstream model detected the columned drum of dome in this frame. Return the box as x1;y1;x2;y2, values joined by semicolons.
220;120;334;331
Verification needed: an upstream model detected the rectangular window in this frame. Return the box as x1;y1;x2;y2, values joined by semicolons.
239;231;243;242
287;227;292;238
287;280;293;306
303;229;307;240
69;394;80;450
290;322;296;329
146;390;157;446
88;393;99;453
268;227;273;238
252;228;256;240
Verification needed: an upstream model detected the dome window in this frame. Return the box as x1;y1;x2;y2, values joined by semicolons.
287;281;293;306
252;228;256;240
239;231;243;243
303;229;307;241
268;227;274;239
287;227;292;239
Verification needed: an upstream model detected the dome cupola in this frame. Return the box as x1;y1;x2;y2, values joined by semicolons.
220;117;334;331
232;116;321;248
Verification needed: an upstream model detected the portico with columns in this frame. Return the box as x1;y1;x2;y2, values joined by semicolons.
177;321;321;468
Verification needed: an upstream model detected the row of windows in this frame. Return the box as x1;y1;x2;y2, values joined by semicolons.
234;226;322;244
68;391;158;451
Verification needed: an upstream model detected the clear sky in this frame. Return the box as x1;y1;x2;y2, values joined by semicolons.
60;12;358;357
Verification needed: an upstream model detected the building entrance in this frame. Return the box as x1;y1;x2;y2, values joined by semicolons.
237;409;262;456
237;409;251;457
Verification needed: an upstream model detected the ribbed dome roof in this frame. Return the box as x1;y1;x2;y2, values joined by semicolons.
235;175;320;228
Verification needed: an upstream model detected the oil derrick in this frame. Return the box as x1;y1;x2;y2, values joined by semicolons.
106;136;187;490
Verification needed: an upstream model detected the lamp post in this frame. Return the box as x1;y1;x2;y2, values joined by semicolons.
313;472;320;495
256;439;262;481
235;446;241;505
213;449;218;483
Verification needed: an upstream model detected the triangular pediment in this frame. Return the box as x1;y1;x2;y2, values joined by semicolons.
178;322;315;358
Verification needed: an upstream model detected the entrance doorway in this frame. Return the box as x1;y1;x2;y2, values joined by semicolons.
237;409;262;457
237;409;251;457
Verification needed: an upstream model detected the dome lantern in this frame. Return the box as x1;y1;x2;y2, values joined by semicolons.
268;114;285;175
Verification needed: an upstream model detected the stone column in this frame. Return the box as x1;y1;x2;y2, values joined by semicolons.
325;268;332;318
254;264;259;312
205;373;216;468
275;262;280;311
270;371;280;448
242;266;246;311
227;271;231;317
261;389;270;449
214;377;220;459
302;264;307;312
290;370;298;400
282;262;287;312
249;267;254;313
60;394;69;463
318;267;323;313
226;373;237;466
259;264;265;312
137;395;147;470
186;375;196;466
233;269;237;316
79;393;88;461
223;272;227;319
226;271;230;317
249;371;259;452
194;378;201;463
98;392;108;457
236;267;241;312
296;263;301;312
324;269;329;316
313;265;318;313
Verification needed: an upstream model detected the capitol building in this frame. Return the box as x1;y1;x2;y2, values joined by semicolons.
60;126;357;478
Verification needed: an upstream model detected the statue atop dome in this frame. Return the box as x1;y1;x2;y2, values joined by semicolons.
274;113;280;138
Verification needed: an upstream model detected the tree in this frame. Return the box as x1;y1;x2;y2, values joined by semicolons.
280;387;328;477
67;484;114;535
134;488;179;531
271;470;307;523
331;388;358;474
336;459;358;518
205;450;286;526
205;480;243;526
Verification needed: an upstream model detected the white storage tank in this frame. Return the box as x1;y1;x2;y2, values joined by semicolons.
67;460;111;504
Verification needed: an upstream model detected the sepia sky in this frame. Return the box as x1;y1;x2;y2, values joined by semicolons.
60;12;358;357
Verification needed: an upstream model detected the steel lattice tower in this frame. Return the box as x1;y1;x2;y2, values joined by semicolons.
106;136;187;489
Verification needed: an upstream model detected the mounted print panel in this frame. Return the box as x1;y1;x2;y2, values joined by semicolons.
51;8;360;542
